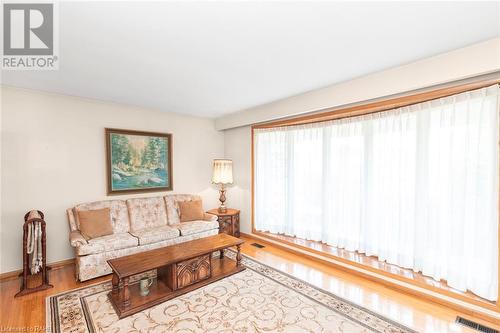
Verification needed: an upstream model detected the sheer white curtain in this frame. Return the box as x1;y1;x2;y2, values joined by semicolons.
254;85;499;301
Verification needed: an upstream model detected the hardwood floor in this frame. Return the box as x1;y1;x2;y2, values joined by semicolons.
260;231;493;305
0;235;498;332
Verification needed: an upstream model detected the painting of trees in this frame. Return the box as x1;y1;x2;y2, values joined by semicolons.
107;129;172;193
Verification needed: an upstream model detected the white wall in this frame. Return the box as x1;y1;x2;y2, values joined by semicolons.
223;126;252;234
0;86;224;273
223;38;500;234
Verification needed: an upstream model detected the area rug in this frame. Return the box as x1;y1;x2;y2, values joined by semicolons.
46;251;417;333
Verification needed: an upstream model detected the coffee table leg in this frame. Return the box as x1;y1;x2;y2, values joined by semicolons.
112;273;119;295
219;249;224;259
236;244;242;267
122;277;130;308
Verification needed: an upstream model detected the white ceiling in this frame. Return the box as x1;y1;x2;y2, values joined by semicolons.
2;1;499;118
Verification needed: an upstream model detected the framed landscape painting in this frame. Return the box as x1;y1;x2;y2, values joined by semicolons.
105;128;173;194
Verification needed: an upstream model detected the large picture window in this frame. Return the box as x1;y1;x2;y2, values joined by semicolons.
254;85;500;301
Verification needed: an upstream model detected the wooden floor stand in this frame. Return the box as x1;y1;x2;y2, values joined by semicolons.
15;210;53;297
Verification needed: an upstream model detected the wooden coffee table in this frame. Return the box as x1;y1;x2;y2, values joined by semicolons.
107;233;245;318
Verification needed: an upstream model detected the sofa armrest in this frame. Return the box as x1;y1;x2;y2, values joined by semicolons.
204;213;218;222
69;231;87;247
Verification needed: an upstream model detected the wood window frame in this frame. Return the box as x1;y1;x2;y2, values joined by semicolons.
250;77;500;321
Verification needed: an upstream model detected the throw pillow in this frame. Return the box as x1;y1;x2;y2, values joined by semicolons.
178;200;204;222
77;208;113;240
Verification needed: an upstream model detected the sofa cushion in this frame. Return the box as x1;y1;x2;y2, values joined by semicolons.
75;200;130;234
76;233;138;256
164;194;202;225
130;225;180;245
126;197;168;231
178;200;204;222
173;220;219;236
78;208;114;240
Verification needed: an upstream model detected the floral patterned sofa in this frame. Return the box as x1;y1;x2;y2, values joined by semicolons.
67;194;219;281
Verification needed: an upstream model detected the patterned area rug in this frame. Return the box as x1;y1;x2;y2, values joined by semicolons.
46;251;417;333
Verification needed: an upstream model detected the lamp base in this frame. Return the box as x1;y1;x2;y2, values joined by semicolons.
218;185;227;214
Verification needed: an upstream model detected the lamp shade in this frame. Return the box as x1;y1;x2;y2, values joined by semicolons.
212;159;233;184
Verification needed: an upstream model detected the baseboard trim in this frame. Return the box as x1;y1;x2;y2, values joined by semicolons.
0;258;75;282
240;232;500;325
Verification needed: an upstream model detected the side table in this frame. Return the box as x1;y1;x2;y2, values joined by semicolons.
206;208;240;237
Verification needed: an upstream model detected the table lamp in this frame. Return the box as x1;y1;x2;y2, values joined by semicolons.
211;159;233;213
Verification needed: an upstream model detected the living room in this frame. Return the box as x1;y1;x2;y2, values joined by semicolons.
1;1;500;332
